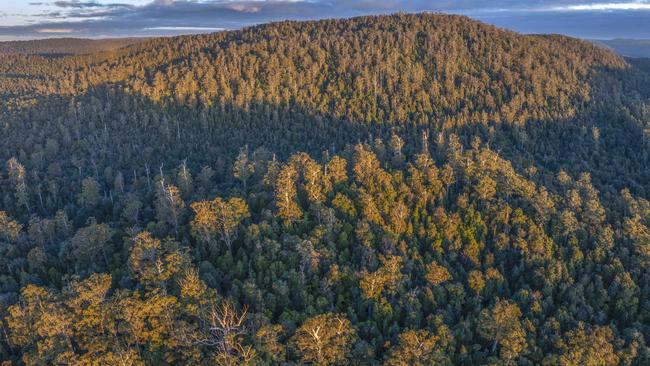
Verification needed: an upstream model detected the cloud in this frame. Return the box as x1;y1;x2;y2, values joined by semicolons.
224;3;261;13
53;1;99;8
145;26;226;30
36;28;75;33
2;0;650;40
53;0;133;9
553;2;650;11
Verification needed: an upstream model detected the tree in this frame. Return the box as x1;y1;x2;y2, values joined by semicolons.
477;299;527;361
128;231;187;289
177;161;194;198
275;163;302;225
190;196;250;252
197;165;216;193
475;176;497;201
625;215;650;258
70;220;113;267
440;163;455;190
254;324;285;363
27;247;47;273
301;156;327;204
326;155;348;186
425;261;452;286
360;255;404;302
6;285;75;365
390;133;405;166
155;178;185;236
49;211;69;237
121;193;143;225
385;329;451;366
192;301;255;366
78;177;101;207
64;273;114;364
353;144;381;188
291;313;357;365
116;286;180;356
468;270;485;295
7;157;30;211
0;211;22;242
545;323;620;366
389;200;409;236
233;146;254;190
113;171;125;194
359;192;383;226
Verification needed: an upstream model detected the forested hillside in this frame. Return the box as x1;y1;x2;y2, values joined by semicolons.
628;57;650;75
0;13;649;365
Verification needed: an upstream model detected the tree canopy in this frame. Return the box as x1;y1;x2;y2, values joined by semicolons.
1;12;650;365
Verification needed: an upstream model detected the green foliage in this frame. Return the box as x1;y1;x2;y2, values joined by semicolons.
0;12;649;365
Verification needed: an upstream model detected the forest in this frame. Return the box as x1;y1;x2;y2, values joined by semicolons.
0;38;146;56
0;12;649;365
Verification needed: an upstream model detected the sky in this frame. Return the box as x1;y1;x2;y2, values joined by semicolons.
1;0;649;41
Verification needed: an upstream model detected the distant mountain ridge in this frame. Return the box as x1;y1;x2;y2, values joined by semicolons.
594;38;650;58
0;37;148;56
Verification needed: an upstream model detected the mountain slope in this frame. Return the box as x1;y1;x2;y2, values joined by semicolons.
0;13;647;197
1;14;633;126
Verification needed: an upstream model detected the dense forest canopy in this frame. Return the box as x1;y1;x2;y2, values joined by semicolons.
0;13;649;365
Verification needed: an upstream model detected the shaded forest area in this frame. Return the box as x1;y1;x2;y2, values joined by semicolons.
0;13;650;365
597;39;650;58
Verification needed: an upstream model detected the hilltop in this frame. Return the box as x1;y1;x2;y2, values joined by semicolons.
1;13;647;195
1;14;635;126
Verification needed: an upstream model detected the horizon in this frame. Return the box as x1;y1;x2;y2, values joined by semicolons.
0;15;649;43
2;0;650;41
2;17;650;43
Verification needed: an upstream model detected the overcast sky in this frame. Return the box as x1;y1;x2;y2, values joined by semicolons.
1;0;649;41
